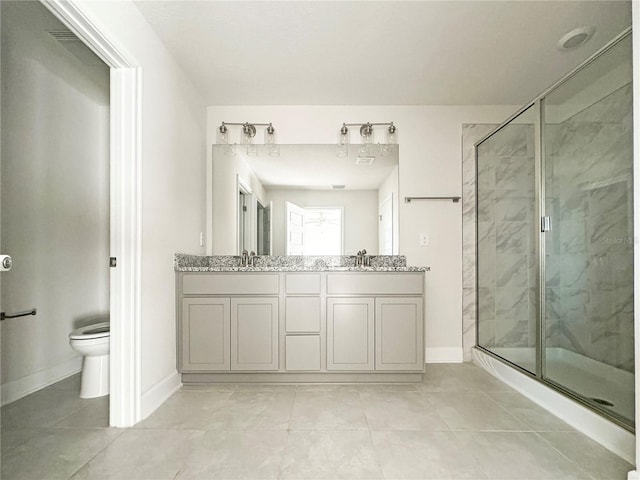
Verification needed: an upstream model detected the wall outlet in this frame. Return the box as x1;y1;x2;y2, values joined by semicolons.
420;233;429;247
199;232;204;247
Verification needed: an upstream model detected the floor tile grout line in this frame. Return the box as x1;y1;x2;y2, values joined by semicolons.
532;431;601;480
65;427;128;480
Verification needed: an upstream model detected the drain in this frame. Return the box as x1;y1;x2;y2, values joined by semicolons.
590;397;614;407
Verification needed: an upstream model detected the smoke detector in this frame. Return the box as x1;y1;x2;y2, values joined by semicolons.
557;26;595;51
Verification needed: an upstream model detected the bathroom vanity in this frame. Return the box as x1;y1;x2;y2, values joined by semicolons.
175;255;427;383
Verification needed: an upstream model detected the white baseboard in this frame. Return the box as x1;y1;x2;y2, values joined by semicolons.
425;347;463;363
1;356;82;406
141;371;182;420
627;471;640;480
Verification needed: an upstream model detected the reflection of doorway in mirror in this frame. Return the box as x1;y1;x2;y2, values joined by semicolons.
286;201;305;255
379;194;393;255
286;202;344;255
238;190;248;253
237;176;256;254
257;200;273;255
303;207;343;255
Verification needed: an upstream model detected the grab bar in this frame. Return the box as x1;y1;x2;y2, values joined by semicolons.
404;196;461;203
1;308;36;321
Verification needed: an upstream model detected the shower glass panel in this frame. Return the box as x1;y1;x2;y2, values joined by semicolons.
476;106;537;374
542;35;634;424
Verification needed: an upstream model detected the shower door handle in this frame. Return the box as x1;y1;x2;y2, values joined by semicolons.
541;216;552;232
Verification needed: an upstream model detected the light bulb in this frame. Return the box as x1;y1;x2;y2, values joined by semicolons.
217;123;229;144
265;123;276;145
360;123;373;144
386;123;398;144
338;124;349;146
241;123;256;145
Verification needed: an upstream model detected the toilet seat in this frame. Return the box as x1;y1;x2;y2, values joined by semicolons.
69;322;110;340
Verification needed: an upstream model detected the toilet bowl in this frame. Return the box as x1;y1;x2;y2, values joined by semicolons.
69;322;110;398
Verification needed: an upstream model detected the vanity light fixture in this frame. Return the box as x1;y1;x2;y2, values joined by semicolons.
264;123;280;157
336;121;397;157
215;122;277;156
337;124;349;158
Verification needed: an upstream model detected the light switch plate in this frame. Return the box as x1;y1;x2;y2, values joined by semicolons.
420;233;429;247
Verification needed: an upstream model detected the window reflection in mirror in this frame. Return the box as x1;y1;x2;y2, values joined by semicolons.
210;144;399;256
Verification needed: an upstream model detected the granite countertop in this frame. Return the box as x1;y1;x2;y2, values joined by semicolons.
174;254;429;273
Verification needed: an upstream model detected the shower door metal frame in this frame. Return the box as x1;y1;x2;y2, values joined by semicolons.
474;26;634;432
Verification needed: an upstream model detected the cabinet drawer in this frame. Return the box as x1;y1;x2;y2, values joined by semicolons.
182;274;279;295
285;335;320;371
285;297;321;333
326;273;422;295
285;273;321;294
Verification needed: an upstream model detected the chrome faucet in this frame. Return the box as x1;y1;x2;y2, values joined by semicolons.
241;249;249;267
356;249;369;267
248;251;257;267
361;249;371;267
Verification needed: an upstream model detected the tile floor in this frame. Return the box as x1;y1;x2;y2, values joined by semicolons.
1;363;634;479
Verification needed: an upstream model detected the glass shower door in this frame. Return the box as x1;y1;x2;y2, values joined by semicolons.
542;35;634;424
476;106;538;374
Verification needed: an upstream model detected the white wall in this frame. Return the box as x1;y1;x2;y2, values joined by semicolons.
207;105;517;360
266;189;378;256
0;1;110;401
73;1;207;400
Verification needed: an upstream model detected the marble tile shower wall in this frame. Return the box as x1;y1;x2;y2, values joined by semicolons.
545;83;634;372
476;124;537;352
462;124;500;361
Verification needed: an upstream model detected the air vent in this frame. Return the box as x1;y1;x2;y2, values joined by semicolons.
332;185;346;190
48;29;105;66
48;29;79;41
355;156;375;166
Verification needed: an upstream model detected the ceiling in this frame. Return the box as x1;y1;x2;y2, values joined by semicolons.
134;1;631;106
214;144;398;190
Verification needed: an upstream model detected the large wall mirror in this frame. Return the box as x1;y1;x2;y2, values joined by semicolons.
210;144;399;256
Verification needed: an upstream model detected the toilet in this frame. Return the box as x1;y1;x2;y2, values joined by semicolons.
69;322;110;398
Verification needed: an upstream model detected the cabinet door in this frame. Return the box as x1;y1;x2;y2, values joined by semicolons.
326;297;374;371
375;297;424;371
181;298;230;371
231;297;279;371
285;335;321;371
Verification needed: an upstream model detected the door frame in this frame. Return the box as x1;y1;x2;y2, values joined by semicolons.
41;0;142;427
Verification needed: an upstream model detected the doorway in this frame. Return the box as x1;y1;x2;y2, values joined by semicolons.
13;0;143;427
1;0;110;417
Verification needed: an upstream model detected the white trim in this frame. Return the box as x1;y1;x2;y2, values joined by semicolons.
425;347;463;363
141;372;182;419
40;0;142;428
473;348;635;464
628;471;640;480
1;357;82;406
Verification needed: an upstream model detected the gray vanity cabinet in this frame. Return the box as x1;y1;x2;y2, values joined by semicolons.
230;297;279;371
178;270;425;380
284;273;322;371
326;297;375;370
178;273;279;373
181;297;230;371
375;297;424;370
326;273;424;372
